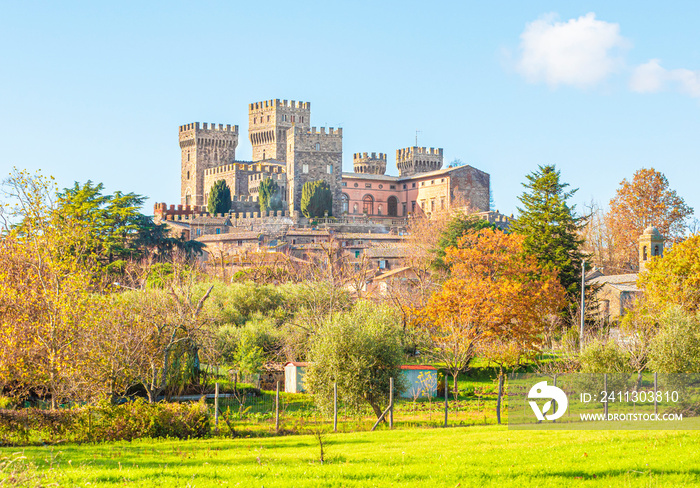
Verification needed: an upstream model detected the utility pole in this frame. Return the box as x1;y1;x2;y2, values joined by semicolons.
579;259;586;353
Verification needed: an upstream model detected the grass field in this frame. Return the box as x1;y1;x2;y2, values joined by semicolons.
3;425;700;487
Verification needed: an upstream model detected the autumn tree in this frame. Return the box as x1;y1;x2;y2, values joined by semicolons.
638;233;700;313
510;165;585;297
432;211;499;272
607;168;693;271
419;228;566;395
0;170;103;407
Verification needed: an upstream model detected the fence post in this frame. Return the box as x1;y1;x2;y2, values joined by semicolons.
389;377;394;429
333;382;338;432
275;381;280;434
444;376;448;427
603;374;608;417
654;372;658;415
214;382;219;434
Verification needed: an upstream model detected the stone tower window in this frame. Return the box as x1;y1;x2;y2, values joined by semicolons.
643;245;648;261
187;153;190;161
302;164;309;174
327;165;332;174
654;245;660;256
187;171;190;180
315;143;320;151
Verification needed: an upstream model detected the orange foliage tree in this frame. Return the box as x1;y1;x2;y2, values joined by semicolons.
607;168;693;271
418;229;566;394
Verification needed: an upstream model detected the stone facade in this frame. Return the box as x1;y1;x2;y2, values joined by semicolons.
180;122;239;206
179;98;489;220
286;126;343;216
249;99;311;162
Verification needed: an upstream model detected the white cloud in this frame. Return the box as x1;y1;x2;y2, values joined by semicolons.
630;59;700;98
516;13;629;88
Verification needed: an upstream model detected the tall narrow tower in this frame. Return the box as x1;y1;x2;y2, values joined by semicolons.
639;226;664;271
180;122;239;207
249;99;311;162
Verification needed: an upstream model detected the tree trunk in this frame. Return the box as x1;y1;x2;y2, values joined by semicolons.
496;374;504;425
452;371;459;397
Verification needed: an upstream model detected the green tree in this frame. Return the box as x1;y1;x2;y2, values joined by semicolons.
510;165;585;297
259;177;282;214
305;301;406;418
300;180;332;218
207;180;231;215
432;212;498;271
648;307;700;373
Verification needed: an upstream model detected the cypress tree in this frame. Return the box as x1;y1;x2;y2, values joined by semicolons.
258;177;281;214
300;180;333;218
207;180;231;215
510;165;585;297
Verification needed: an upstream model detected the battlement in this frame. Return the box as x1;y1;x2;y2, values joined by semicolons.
203;161;261;176
307;127;342;136
249;99;311;111
154;202;206;220
179;122;239;133
396;147;443;158
354;152;387;161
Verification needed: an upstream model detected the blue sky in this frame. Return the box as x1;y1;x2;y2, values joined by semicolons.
1;1;699;217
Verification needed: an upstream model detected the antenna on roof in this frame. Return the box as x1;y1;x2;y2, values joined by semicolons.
415;130;422;146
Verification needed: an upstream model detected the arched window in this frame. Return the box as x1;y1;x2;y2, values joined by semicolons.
341;193;349;214
654;245;660;256
643;245;648;261
262;150;266;160
387;196;398;217
185;192;191;206
362;195;374;215
315;142;320;151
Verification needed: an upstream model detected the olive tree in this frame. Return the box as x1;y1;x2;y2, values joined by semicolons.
304;301;406;418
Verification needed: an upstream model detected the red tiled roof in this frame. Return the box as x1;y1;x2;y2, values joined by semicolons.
400;365;437;370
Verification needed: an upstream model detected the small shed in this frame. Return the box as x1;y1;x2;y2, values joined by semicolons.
284;362;309;393
400;365;438;399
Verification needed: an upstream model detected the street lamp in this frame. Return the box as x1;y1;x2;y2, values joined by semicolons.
579;259;585;353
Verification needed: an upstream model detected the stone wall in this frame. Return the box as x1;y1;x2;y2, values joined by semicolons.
448;165;490;212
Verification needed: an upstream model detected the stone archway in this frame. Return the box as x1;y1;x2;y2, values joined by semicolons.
387;196;398;217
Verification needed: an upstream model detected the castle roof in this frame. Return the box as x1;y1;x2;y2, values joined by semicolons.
342;164;484;182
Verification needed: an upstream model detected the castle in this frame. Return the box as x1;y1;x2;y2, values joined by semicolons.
169;99;490;222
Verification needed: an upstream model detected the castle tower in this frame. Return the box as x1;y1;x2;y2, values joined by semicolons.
396;147;443;177
180;122;239;206
353;152;387;175
249;99;311;162
639;226;664;271
286;126;343;216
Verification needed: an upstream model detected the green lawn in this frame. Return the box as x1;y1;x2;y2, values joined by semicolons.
3;426;700;487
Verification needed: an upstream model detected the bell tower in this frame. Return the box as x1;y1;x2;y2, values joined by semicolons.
639;226;664;271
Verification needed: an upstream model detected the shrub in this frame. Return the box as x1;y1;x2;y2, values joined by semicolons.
579;339;631;374
649;306;700;373
0;399;211;446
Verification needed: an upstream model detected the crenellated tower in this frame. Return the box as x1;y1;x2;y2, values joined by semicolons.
180;122;239;206
396;146;443;177
249;99;311;162
286;126;343;216
353;152;387;175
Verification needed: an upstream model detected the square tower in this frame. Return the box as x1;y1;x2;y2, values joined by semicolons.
180;122;239;206
286;126;343;216
249;99;311;162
